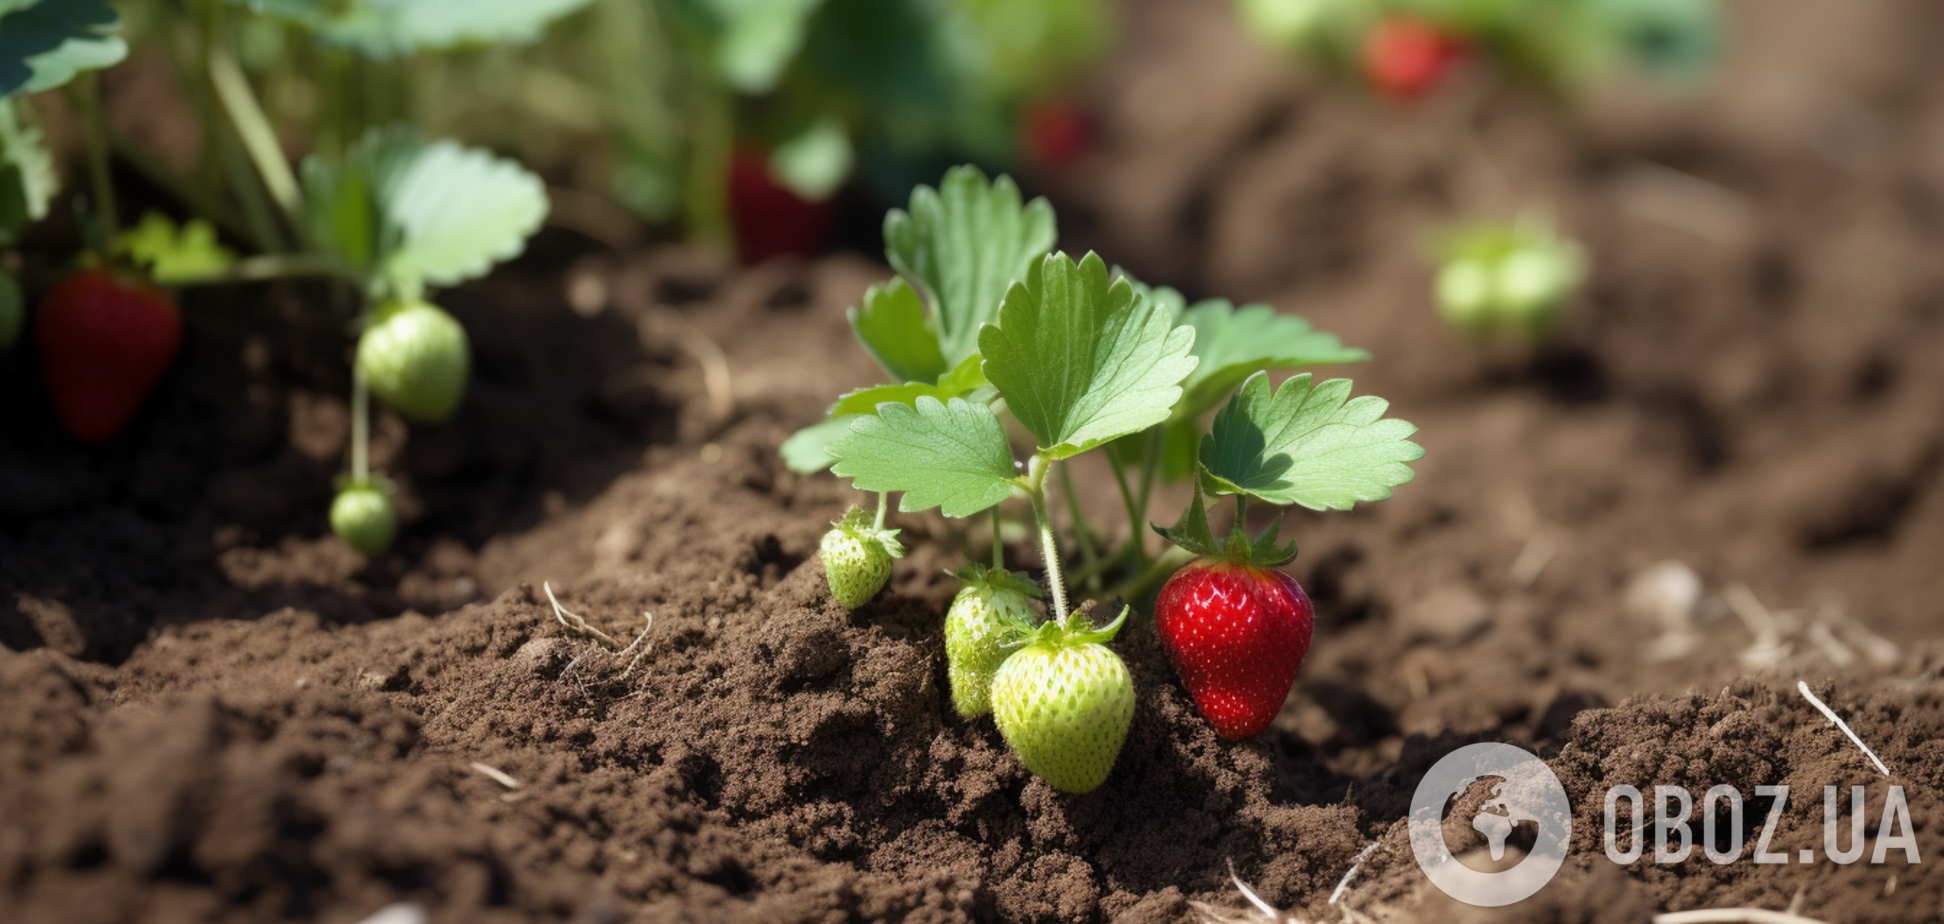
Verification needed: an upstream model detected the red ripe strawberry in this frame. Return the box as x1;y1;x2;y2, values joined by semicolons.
1021;99;1093;174
35;268;183;444
727;148;834;264
1362;15;1464;100
1154;560;1314;739
1152;488;1315;739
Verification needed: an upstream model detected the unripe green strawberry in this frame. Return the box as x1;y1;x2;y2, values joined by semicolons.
820;506;904;608
357;299;469;424
331;479;397;555
944;563;1041;718
990;607;1135;794
1434;258;1493;332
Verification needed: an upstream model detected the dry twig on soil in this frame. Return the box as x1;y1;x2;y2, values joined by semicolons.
543;581;655;680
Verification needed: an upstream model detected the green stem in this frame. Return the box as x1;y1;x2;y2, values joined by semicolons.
873;491;888;530
684;71;733;248
1107;448;1146;569
351;359;370;483
1058;463;1102;593
1106;545;1194;603
1026;455;1069;624
1138;425;1160;524
73;73;118;245
208;41;303;236
174;253;361;286
991;507;1004;570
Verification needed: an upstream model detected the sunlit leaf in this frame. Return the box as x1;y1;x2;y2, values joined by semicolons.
829;396;1020;517
229;0;595;59
885;165;1055;365
979;251;1196;460
1200;371;1422;511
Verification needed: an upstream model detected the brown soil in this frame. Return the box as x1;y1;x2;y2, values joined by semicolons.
5;1;1944;922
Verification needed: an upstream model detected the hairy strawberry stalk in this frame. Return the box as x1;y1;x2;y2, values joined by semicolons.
1024;455;1071;623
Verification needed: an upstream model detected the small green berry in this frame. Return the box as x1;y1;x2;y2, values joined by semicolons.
331;482;397;555
820;507;904;608
1495;247;1574;322
357;299;470;424
1435;258;1494;331
990;610;1135;794
944;564;1041;718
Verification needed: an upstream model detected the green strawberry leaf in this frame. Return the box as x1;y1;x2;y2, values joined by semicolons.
846;277;946;385
829;381;956;417
0;99;55;240
979;251;1197;460
884;165;1055;364
229;0;594;59
378;136;548;290
829;396;1020;518
1200;371;1423;511
780;413;858;473
301;125;547;294
659;0;825;93
1176;299;1369;419
116;212;238;284
828;355;991;417
0;0;127;98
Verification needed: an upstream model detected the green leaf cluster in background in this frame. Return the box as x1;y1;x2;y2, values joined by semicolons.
0;0;127;98
301;125;548;296
117;212;239;284
229;0;597;59
660;0;826;94
0;99;55;239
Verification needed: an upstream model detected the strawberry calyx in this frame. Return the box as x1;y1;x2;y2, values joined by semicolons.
1151;479;1298;569
832;505;906;559
948;561;1043;600
1018;602;1129;652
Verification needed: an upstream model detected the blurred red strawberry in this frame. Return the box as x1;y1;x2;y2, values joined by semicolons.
36;268;182;443
728;148;834;263
1362;15;1465;100
1021;99;1093;174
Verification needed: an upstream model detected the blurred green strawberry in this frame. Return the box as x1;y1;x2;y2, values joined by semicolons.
990;606;1135;794
331;479;397;556
357;299;470;424
944;563;1041;718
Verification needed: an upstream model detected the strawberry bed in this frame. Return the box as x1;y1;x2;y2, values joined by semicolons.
4;2;1944;922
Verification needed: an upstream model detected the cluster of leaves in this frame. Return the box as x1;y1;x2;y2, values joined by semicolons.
790;165;1420;607
1236;0;1723;93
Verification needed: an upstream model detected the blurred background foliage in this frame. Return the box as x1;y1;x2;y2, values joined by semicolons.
4;0;1717;265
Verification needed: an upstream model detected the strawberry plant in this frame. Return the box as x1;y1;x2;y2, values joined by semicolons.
1;2;554;550
786;166;1422;790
